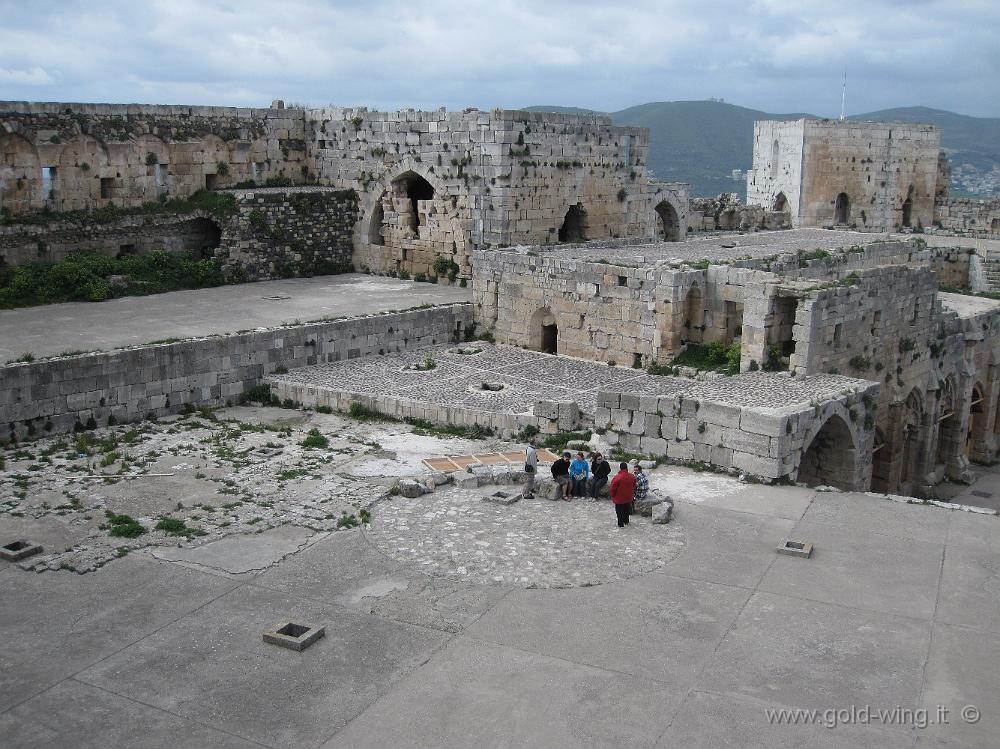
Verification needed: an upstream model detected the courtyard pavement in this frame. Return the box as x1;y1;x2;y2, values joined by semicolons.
0;274;471;361
2;462;999;748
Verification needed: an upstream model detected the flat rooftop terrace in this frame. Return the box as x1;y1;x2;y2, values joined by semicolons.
270;343;872;417
0;274;472;361
519;228;877;267
938;291;1000;320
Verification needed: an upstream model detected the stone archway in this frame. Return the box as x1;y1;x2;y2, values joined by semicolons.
834;192;850;225
900;389;924;488
797;414;856;489
936;376;961;469
392;171;435;237
655;200;680;242
871;426;890;493
529;308;558;354
967;382;988;459
369;192;386;246
558;204;587;242
773;192;788;212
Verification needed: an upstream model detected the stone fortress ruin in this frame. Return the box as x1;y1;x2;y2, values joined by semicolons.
3;99;1000;500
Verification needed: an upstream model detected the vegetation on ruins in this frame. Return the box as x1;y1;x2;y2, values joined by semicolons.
0;189;237;227
670;341;741;375
0;250;225;308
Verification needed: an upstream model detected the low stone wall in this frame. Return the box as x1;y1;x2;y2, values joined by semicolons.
0;303;472;443
934;197;1000;236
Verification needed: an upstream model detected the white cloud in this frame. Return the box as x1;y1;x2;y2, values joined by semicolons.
0;0;995;116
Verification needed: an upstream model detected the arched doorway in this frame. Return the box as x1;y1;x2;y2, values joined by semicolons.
369;194;386;246
655;201;680;242
936;376;961;470
834;192;850;225
901;389;924;488
797;415;856;489
558;204;586;242
529;308;558;354
967;382;987;458
902;198;913;228
773;192;788;212
871;427;890;493
682;284;703;345
187;217;222;260
392;172;434;237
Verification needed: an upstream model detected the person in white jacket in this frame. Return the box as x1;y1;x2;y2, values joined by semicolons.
522;437;538;498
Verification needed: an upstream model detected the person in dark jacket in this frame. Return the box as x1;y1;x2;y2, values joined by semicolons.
551;451;571;500
609;462;637;527
589;452;611;499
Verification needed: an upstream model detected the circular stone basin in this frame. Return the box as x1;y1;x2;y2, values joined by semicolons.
365;487;686;588
476;382;506;393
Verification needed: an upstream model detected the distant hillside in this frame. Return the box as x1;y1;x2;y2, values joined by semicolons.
525;102;1000;198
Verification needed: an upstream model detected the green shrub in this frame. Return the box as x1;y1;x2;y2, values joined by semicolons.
670;342;741;375
301;428;329;449
106;511;146;538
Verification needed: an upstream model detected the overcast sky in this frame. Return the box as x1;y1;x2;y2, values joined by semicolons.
1;0;997;117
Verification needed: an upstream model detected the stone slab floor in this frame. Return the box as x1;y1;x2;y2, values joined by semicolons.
0;274;471;361
2;459;999;748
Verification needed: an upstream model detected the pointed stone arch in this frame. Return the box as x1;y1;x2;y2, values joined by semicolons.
529;307;558;354
682;283;704;345
797;414;856;490
655;200;681;242
901;185;914;228
900;388;925;488
967;381;988;459
772;192;788;213
834;192;851;225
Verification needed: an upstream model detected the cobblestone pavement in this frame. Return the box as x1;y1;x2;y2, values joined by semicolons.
365;486;686;588
273;343;869;418
533;228;873;266
272;342;692;416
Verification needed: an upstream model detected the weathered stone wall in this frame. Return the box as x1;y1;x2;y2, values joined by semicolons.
0;303;472;443
688;193;790;233
306;107;686;278
934;197;1000;236
219;187;357;280
0;101;309;216
596;375;878;489
747;119;940;232
0;211;224;266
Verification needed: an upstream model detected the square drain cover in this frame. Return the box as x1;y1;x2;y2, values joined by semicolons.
482;491;519;506
263;622;325;651
776;539;813;558
1;539;43;562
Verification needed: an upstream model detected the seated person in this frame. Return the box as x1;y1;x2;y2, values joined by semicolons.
551;451;572;500
569;451;590;497
589;452;612;498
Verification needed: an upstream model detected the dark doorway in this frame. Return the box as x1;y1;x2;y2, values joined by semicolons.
205;173;218;191
834;192;850;225
542;324;558;354
655;201;680;242
369;195;386;246
558;204;586;242
902;197;913;228
773;192;788;212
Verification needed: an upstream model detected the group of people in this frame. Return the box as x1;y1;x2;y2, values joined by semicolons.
522;437;649;528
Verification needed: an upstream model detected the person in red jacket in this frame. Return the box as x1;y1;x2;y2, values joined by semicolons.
609;462;637;528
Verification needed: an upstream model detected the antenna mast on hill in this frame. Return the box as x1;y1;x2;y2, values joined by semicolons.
840;70;847;121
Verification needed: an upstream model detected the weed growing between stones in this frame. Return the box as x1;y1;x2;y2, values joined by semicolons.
671;342;740;375
301;428;330;449
105;511;147;538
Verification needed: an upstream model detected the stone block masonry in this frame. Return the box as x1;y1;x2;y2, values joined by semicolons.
0;303;473;442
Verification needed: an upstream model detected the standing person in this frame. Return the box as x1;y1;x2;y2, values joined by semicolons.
609;462;637;527
632;463;649;515
551;451;572;500
569;451;589;497
589;452;612;499
522;437;537;498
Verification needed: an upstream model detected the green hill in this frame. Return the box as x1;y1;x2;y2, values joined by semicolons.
525;102;1000;198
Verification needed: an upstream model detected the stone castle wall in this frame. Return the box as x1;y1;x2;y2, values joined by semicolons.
0;101;309;216
220;187;357;280
747;119;940;232
0;303;472;442
304;107;686;279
